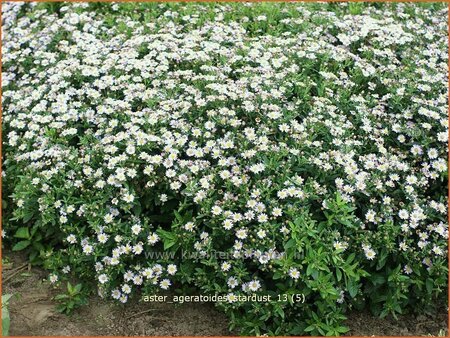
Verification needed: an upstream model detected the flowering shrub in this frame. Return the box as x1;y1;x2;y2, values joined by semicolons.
2;2;448;335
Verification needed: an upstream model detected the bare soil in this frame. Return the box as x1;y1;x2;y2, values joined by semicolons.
2;252;447;336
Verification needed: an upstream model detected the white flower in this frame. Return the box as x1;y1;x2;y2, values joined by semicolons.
97;233;109;244
66;234;77;244
221;262;231;272
288;268;300;280
272;208;282;217
98;274;109;284
122;284;132;294
133;275;143;285
333;241;348;251
104;214;114;223
122;193;135;203
236;228;248;240
364;249;376;260
223;219;234;230
160;279;171;290
398;209;409;220
249;163;265;174
184;222;195;231
111;289;121;299
248;280;261;292
256;229;266;239
147;233;159;245
226;293;237;303
49;274;58;284
365;210;376;223
257;214;268;223
211;205;222;216
132;244;143;255
131;224;142;235
227;276;238;289
167;264;177;275
83;244;93;255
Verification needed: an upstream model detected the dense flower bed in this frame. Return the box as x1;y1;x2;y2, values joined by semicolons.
2;2;448;335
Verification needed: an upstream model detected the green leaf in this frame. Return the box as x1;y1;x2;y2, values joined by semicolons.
304;325;316;332
23;211;35;223
284;238;296;250
163;239;177;250
337;326;350;333
347;279;358;298
174;210;183;222
2;294;12;336
425;278;433;294
54;294;69;300
14;227;30;239
272;272;281;280
336;268;342;282
2;314;10;336
345;253;355;265
74;284;82;293
133;203;142;216
376;249;388;270
67;282;74;294
2;294;13;305
12;240;31;251
274;306;285;319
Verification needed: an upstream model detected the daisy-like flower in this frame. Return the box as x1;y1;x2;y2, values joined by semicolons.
147;233;159;245
288;268;300;280
364;248;376;260
272;208;282;217
133;275;143;285
211;205;222;216
167;264;177;275
122;193;135;203
66;234;77;244
248;280;261;292
223;219;234;230
226;293;237;303
256;229;266;239
236;228;248;240
104;214;114;224
49;274;59;284
365;210;376;223
160;279;171;290
257;214;268;223
227;276;239;289
398;209;409;220
132;243;143;255
184;222;195;231
111;289;121;299
221;261;232;272
333;241;348;251
97;233;109;244
98;273;109;284
83;244;93;255
122;284;132;294
131;224;142;235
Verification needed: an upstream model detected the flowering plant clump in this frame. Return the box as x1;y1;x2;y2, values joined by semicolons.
2;2;448;335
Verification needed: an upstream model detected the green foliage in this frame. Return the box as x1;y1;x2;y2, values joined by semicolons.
2;294;14;336
54;283;88;315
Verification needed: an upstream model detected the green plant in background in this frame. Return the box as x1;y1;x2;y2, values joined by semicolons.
2;294;14;336
54;282;87;315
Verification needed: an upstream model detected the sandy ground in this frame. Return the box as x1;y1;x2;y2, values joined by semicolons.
2;252;447;336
